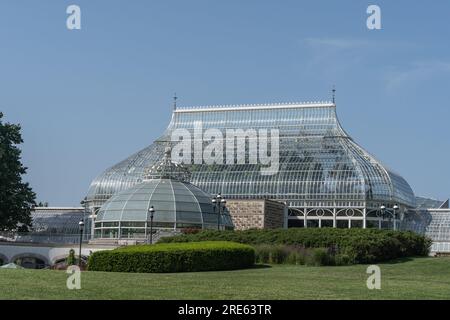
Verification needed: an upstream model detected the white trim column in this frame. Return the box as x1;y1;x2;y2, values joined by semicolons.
333;207;337;228
363;208;367;229
304;208;307;228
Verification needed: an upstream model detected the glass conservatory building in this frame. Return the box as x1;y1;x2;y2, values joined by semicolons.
87;101;416;233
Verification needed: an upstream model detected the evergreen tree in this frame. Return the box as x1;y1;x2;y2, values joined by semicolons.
0;112;36;231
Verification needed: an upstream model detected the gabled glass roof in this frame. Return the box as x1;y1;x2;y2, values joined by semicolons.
87;102;416;209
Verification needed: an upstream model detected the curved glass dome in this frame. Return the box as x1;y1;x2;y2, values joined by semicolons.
87;102;416;226
95;178;233;239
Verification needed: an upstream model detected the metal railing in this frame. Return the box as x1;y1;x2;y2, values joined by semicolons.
146;229;182;244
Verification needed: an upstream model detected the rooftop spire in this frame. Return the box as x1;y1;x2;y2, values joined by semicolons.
173;93;178;110
143;146;191;182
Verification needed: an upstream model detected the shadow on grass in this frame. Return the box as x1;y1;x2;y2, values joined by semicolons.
252;264;272;269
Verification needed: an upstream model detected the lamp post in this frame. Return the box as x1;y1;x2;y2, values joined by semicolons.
80;197;88;241
148;206;155;244
379;205;386;230
393;204;399;231
212;198;217;228
216;193;222;230
212;193;226;231
219;199;227;230
78;219;84;268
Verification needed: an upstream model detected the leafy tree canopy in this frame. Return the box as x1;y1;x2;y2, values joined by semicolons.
0;112;36;231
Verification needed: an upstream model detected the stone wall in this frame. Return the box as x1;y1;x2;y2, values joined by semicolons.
226;199;286;230
264;200;286;229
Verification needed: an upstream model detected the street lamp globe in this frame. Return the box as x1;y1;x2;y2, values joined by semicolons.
148;206;155;244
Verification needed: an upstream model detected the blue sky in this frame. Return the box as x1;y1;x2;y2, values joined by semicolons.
0;0;449;206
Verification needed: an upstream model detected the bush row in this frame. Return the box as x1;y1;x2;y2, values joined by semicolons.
87;241;255;273
254;245;352;266
160;228;432;264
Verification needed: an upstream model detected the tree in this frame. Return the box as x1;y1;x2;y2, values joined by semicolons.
0;112;36;231
37;201;49;207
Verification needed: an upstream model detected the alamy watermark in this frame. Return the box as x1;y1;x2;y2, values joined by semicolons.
66;265;81;290
66;5;81;30
367;5;381;30
366;265;381;290
66;4;381;32
171;121;280;175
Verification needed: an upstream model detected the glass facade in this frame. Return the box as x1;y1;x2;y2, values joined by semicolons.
87;102;416;229
401;208;450;253
13;208;90;244
415;196;446;209
32;208;85;234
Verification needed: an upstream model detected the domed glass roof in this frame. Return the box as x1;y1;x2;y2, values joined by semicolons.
97;178;233;226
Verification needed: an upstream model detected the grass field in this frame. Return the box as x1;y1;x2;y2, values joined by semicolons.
1;257;449;300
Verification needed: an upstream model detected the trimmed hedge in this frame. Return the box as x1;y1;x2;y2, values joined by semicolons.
87;241;255;273
159;229;432;264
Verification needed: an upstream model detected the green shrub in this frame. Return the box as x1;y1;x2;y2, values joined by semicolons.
180;228;202;235
283;245;307;265
88;241;255;273
285;251;300;265
160;228;431;264
66;249;76;266
254;244;342;266
269;245;288;264
308;248;331;266
334;253;352;266
254;245;272;264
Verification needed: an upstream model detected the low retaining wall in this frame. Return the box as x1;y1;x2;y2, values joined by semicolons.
0;242;117;267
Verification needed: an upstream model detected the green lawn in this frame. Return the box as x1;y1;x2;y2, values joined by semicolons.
1;257;450;300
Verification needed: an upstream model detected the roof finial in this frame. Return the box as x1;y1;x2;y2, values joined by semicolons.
173;93;178;110
164;146;172;160
332;85;336;104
